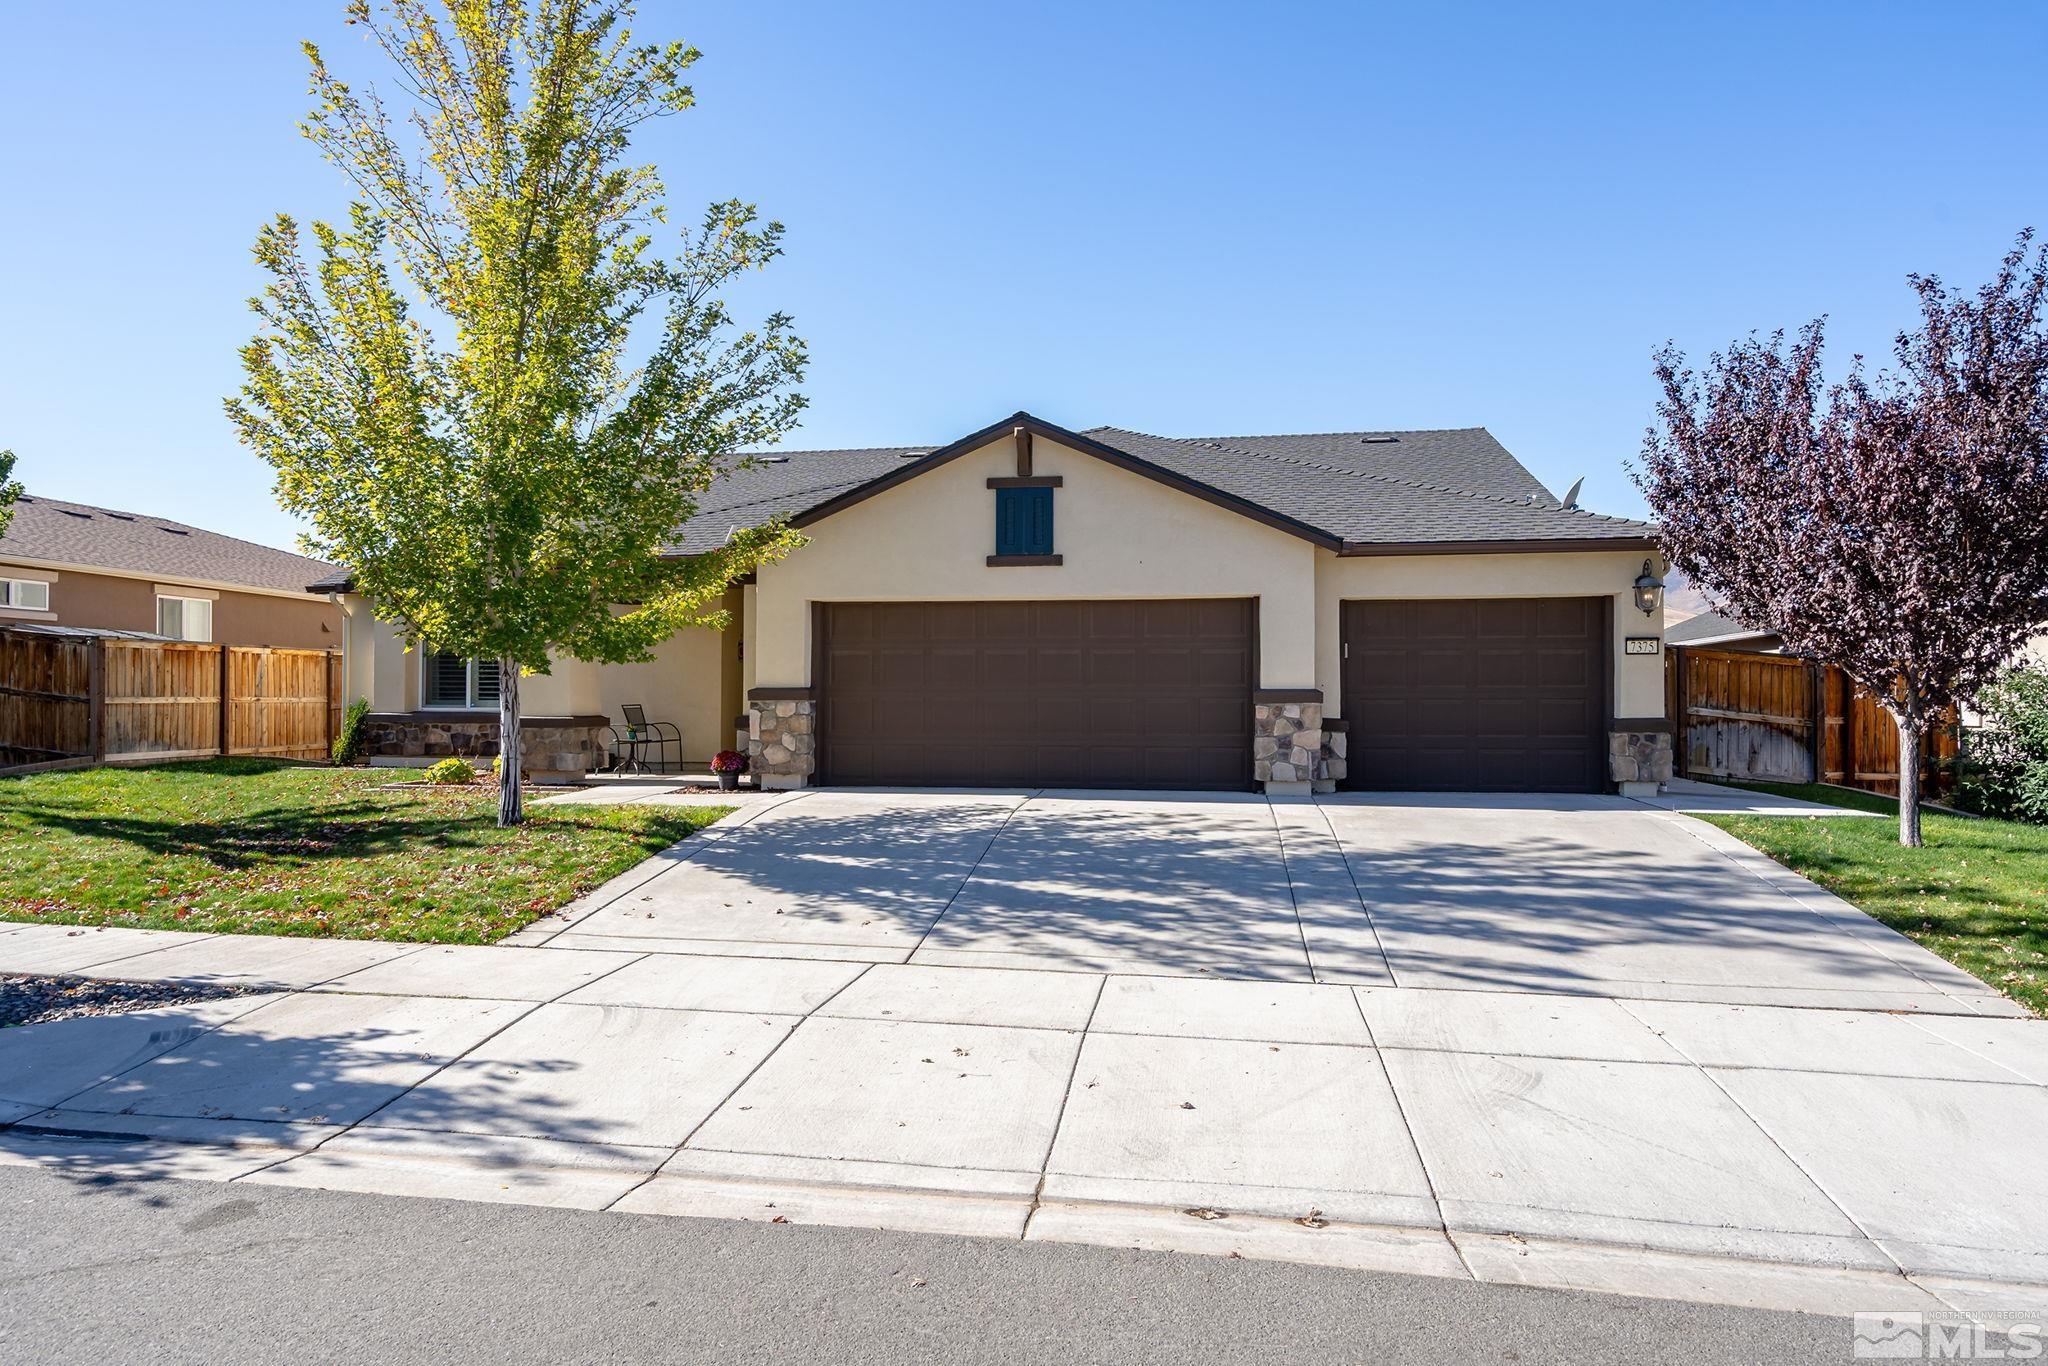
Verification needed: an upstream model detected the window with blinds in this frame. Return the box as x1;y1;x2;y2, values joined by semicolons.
423;649;502;708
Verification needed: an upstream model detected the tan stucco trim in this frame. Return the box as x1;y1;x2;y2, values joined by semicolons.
153;583;220;601
0;565;58;582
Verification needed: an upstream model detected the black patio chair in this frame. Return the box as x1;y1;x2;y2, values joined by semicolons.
607;703;682;774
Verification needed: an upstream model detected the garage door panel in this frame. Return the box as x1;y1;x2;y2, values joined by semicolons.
1342;596;1604;793
819;599;1252;790
1035;646;1085;688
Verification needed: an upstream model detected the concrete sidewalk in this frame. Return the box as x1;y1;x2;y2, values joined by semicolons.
3;786;2043;1329
4;926;2046;1325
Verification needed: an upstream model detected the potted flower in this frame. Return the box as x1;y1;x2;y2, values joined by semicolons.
711;750;748;791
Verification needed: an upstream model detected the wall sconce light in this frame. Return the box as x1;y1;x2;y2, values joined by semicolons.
1633;560;1665;616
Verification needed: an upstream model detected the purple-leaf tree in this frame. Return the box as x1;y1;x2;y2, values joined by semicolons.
1637;235;2048;845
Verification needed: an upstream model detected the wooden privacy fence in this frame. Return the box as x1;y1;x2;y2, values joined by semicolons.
1667;645;1956;796
0;627;341;772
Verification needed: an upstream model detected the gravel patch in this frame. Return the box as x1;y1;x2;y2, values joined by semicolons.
1;973;261;1029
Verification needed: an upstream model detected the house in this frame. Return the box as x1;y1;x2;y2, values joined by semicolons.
0;493;342;648
1664;610;1782;653
317;412;1671;793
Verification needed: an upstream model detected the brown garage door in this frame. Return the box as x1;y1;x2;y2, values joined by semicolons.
817;599;1253;789
1341;598;1606;792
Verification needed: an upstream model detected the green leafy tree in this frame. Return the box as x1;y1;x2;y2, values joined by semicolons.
0;449;20;539
228;0;806;825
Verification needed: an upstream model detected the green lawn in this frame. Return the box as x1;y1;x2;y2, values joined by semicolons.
1700;781;2048;1017
0;759;728;944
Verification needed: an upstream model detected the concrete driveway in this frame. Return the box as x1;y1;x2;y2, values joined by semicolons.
520;787;2005;1013
2;787;2042;1326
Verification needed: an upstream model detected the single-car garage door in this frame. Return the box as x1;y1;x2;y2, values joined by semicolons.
1341;597;1606;792
817;599;1253;789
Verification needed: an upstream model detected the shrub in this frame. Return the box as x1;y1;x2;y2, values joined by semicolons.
424;757;478;786
331;697;371;766
1956;665;2048;824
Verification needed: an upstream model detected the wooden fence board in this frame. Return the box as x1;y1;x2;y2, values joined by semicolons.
1672;645;1955;796
0;628;338;773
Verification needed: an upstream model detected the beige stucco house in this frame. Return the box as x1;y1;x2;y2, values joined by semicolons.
315;412;1671;793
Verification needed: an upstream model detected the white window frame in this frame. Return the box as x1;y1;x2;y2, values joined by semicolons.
155;594;213;642
0;577;51;612
420;648;502;711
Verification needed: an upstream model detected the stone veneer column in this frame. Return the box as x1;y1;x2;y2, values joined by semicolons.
1253;698;1323;796
749;697;816;788
1316;719;1349;795
1609;727;1674;797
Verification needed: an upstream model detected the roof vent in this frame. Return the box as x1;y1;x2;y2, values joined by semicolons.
1359;435;1398;444
158;526;189;535
104;512;136;521
900;450;930;459
759;456;788;464
60;509;92;519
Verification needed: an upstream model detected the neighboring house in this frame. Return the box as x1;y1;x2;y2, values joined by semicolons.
318;412;1670;793
1664;610;1782;653
0;493;342;649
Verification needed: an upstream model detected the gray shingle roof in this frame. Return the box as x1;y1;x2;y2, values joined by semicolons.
0;493;340;595
1665;610;1774;646
665;418;1656;554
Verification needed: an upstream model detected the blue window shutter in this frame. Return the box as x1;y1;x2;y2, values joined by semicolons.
996;487;1053;555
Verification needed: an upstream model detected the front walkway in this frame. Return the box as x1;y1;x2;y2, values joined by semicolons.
2;785;2042;1328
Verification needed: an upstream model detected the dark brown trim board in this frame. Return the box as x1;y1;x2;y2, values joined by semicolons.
985;554;1064;567
1610;716;1673;733
746;687;816;702
986;476;1064;489
1338;536;1660;557
1252;688;1322;703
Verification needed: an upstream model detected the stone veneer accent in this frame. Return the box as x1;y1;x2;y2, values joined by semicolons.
1609;728;1675;786
749;698;816;784
362;713;606;783
1253;700;1323;786
1318;720;1349;793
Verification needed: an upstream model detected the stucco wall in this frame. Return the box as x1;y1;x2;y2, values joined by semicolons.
1;561;341;649
749;435;1320;687
339;591;735;759
593;619;730;762
1312;550;1668;721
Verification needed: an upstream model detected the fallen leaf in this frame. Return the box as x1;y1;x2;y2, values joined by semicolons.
1294;1208;1328;1229
1179;1101;1196;1110
1184;1207;1226;1221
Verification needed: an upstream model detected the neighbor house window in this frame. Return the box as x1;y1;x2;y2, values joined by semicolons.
422;648;501;709
0;578;51;611
995;486;1054;556
155;594;213;642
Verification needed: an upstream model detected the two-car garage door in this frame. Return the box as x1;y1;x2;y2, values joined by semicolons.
808;596;1607;793
817;599;1253;789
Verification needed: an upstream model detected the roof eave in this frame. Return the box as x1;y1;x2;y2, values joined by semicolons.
787;411;1345;551
1336;534;1660;556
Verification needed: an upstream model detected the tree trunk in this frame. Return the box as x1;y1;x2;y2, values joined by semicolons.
498;656;523;828
1893;709;1923;848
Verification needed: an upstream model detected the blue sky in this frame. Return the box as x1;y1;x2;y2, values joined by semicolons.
3;1;2043;553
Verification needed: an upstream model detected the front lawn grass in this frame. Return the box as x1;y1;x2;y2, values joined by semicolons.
0;759;728;944
1700;780;2047;1017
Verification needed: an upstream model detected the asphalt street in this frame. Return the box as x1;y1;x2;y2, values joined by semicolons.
0;1164;1871;1365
